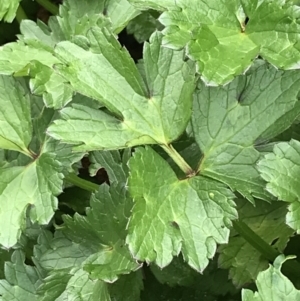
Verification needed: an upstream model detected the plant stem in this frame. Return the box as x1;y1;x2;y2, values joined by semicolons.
35;0;59;15
233;220;300;279
15;4;27;24
65;173;99;192
161;144;195;176
232;220;279;261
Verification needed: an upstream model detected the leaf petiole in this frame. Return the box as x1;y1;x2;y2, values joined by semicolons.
161;144;195;176
65;173;99;192
35;0;59;15
15;5;27;24
233;220;300;279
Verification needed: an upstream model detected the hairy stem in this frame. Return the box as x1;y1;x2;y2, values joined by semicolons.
161;144;195;176
36;0;59;15
65;173;99;192
15;4;27;23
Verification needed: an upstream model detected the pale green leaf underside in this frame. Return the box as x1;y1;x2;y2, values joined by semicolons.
193;62;300;201
0;76;32;156
219;199;293;287
0;0;21;22
48;29;195;150
258;139;300;232
242;255;300;300
0;153;63;248
137;0;300;85
126;147;237;272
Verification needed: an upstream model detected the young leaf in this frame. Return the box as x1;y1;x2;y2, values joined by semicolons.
146;0;300;85
258;139;300;232
126;146;237;272
0;0;21;22
193;62;300;201
0;76;32;156
218;199;293;287
48;29;195;151
242;255;300;300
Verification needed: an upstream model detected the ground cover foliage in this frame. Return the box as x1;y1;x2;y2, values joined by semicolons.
1;0;300;300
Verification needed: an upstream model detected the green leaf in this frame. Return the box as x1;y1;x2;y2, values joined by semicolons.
242;255;300;300
48;29;195;151
0;0;139;109
37;182;140;283
0;76;32;156
150;255;200;287
126;146;237;272
0;152;63;248
192;62;300;201
127;11;164;43
0;42;60;75
258;139;300;232
109;272;144;301
0;0;21;22
89;149;130;185
29;62;73;109
0;250;42;301
38;268;111;301
56;0;139;35
103;0;141;33
139;0;300;85
128;0;175;11
218;198;293;287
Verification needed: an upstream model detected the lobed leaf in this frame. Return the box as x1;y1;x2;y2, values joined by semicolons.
132;0;300;85
126;146;237;272
0;76;32;156
242;255;300;300
0;0;21;22
218;198;293;287
48;29;195;150
192;62;300;201
258;139;300;232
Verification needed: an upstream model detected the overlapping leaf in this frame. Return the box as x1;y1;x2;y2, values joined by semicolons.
258;139;300;232
0;76;32;156
89;149;130;185
242;255;300;300
192;62;300;201
218;199;293;287
0;250;43;301
126;146;237;272
130;0;300;85
0;0;139;109
48;30;195;151
0;152;63;248
127;11;163;43
0;0;21;22
0;77;65;248
36;180;140;282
